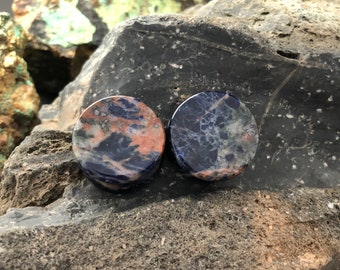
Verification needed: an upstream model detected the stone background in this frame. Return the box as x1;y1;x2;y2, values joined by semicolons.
0;0;339;269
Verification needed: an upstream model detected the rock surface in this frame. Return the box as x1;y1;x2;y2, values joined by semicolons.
0;187;339;269
0;12;40;173
12;0;206;99
186;0;340;58
0;130;82;215
0;0;339;268
37;15;339;190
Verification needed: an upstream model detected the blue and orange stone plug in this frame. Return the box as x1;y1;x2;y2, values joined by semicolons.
72;96;165;190
168;91;259;181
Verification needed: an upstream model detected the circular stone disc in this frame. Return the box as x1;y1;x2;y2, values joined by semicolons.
72;96;165;190
168;91;258;181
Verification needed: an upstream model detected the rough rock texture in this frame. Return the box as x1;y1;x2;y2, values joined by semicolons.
12;0;206;99
186;0;340;58
0;0;339;268
0;12;40;173
0;130;83;215
0;188;339;269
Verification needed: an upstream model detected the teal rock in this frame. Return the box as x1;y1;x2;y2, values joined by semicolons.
0;12;40;174
13;0;205;97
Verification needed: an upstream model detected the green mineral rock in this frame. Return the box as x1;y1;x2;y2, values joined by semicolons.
94;0;182;29
12;0;207;95
13;0;198;48
0;12;40;173
40;0;96;47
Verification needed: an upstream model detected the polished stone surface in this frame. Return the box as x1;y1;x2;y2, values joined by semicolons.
72;96;165;190
169;91;258;181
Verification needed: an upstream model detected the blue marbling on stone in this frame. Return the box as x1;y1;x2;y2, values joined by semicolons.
72;96;165;190
169;91;258;181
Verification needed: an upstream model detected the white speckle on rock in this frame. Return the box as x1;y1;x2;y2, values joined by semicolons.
327;95;333;102
327;202;334;209
324;140;333;145
286;113;294;119
323;162;328;168
316;108;323;113
296;178;304;184
265;64;275;70
3;52;17;68
169;181;176;187
292;164;297;170
169;62;183;69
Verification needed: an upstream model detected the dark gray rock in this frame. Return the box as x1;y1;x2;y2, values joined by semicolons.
321;253;340;270
41;15;339;191
1;14;339;215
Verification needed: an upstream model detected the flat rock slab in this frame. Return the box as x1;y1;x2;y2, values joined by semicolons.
1;15;339;215
43;15;339;190
0;188;339;269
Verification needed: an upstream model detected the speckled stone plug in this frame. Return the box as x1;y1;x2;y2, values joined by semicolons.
72;96;165;190
168;91;258;181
